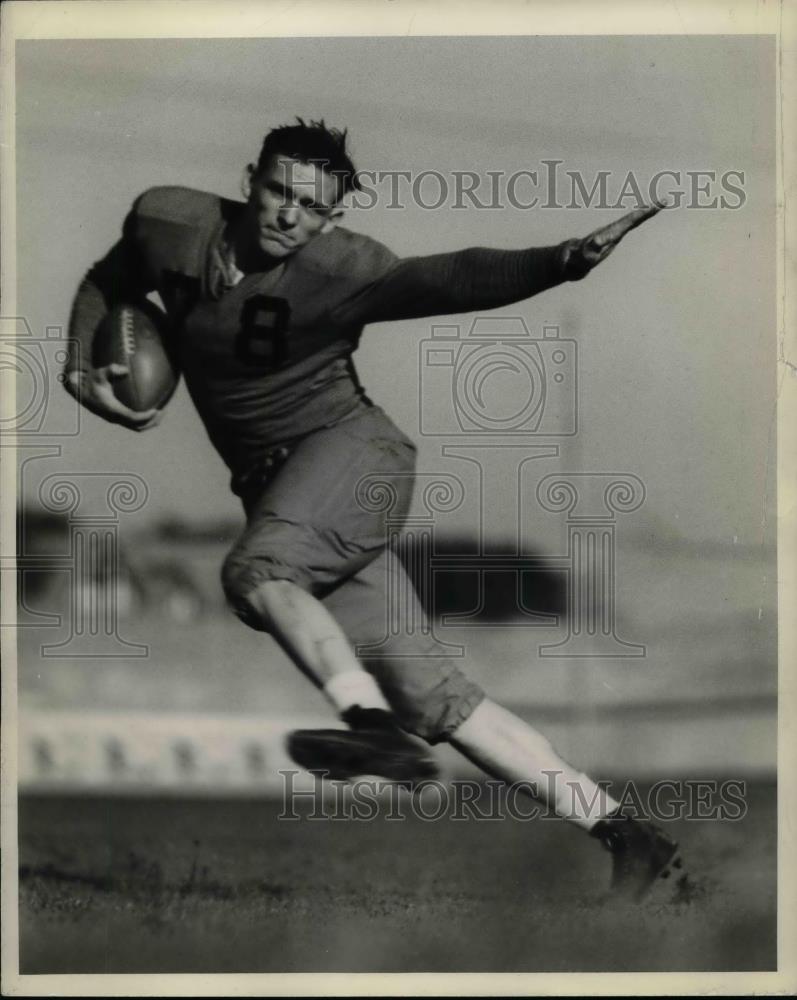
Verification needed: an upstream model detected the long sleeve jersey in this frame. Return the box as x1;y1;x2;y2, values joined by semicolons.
68;186;568;479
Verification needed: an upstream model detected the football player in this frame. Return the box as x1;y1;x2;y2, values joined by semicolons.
65;118;682;899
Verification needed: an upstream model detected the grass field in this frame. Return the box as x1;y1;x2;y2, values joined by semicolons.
18;781;776;974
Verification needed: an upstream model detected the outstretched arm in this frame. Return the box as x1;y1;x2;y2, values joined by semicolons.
338;203;665;327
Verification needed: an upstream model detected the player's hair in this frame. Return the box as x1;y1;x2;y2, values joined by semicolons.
256;118;361;199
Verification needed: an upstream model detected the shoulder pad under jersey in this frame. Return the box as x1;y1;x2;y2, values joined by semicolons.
297;226;398;284
130;186;234;283
134;186;227;228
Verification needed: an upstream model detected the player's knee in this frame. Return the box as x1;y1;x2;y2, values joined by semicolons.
364;643;486;745
220;553;290;632
220;554;261;630
396;689;485;745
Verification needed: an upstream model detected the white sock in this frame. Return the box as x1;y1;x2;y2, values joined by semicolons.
450;699;620;831
322;669;391;715
542;768;621;830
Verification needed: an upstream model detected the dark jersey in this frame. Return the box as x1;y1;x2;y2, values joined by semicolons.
69;186;567;479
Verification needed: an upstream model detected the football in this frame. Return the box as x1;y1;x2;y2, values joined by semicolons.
93;302;179;412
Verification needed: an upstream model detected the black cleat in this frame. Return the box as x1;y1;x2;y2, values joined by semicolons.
286;707;439;786
590;810;683;901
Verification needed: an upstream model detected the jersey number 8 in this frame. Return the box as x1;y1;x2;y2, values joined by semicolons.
237;294;291;368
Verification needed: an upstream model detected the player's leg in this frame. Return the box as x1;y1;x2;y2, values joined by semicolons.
287;544;484;782
221;406;437;780
221;408;415;708
323;548;614;823
450;699;617;827
321;549;682;898
229;575;392;713
449;698;684;898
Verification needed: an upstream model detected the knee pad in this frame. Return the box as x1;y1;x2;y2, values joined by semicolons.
220;553;300;632
220;552;263;630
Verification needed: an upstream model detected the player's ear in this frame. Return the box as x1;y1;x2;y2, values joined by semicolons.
320;208;344;234
241;163;256;200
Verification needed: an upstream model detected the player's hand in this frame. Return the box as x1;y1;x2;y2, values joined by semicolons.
559;201;667;281
64;366;162;431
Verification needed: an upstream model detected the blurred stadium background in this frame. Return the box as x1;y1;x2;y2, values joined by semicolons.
16;502;776;795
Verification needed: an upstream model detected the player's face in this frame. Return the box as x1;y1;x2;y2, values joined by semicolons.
243;155;342;260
